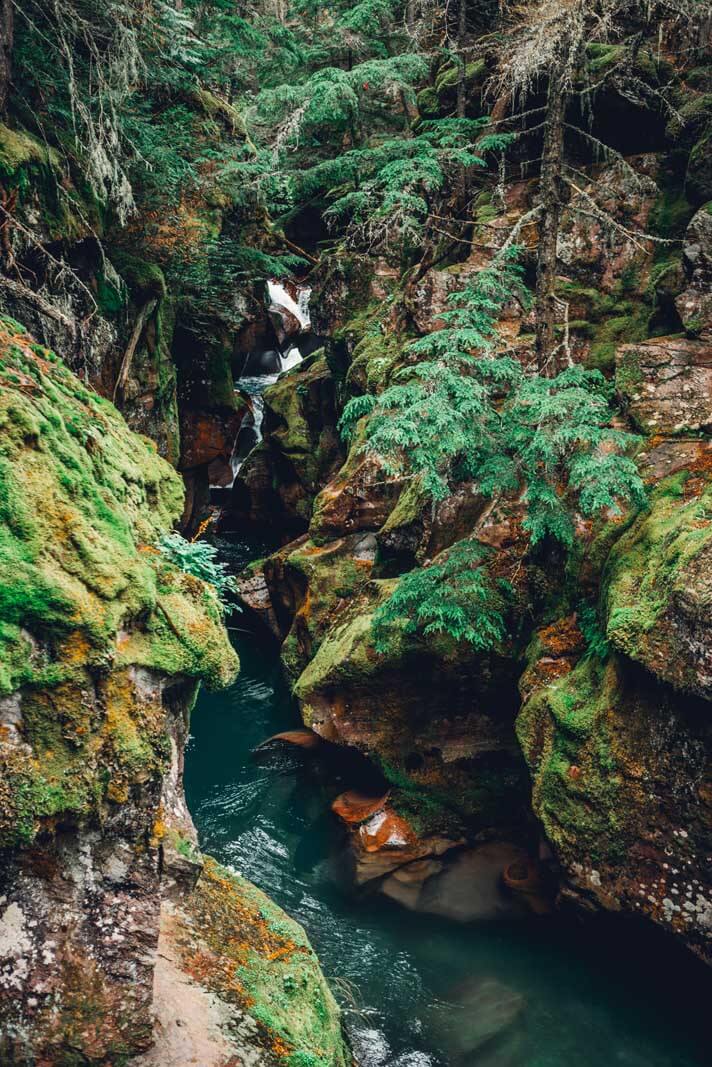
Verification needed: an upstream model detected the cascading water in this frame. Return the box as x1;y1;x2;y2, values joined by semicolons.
225;279;316;487
267;278;312;335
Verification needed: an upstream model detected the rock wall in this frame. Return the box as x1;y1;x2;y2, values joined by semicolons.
0;319;349;1065
230;70;712;961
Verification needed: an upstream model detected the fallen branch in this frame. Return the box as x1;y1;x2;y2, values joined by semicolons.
112;298;157;404
269;227;319;266
0;275;77;337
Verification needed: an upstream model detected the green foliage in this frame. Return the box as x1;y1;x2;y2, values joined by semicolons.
157;533;239;614
339;252;646;653
342;254;646;545
371;540;510;653
577;602;611;660
319;118;488;254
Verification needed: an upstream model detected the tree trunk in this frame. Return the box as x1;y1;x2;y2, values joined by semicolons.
456;0;467;121
455;0;467;202
406;0;416;35
0;0;13;115
534;70;567;374
113;299;158;405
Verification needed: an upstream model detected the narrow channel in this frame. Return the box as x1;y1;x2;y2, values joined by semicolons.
184;535;710;1067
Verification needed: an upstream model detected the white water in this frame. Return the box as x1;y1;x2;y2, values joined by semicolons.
267;279;312;331
217;282;311;489
227;351;304;483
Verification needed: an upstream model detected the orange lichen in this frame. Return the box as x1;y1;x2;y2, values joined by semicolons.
538;614;586;658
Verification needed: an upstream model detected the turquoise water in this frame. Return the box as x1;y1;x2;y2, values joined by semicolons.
185;535;711;1067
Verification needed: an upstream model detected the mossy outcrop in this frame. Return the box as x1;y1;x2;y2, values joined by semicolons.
0;321;347;1065
605;460;712;698
146;858;350;1067
518;627;712;963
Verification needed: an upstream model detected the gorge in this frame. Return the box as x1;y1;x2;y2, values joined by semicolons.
1;1;712;1065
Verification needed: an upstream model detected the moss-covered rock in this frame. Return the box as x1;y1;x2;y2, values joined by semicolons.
604;462;712;698
518;632;712;963
158;858;350;1067
293;579;527;836
0;316;238;846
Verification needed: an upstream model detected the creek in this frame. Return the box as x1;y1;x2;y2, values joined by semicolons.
184;535;711;1067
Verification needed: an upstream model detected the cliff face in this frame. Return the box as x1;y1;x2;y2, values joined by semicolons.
0;319;348;1066
230;53;712;959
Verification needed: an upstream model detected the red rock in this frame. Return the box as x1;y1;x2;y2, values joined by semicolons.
258;729;322;750
331;790;389;825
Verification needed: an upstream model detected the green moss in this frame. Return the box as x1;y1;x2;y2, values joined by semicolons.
614;344;644;396
182;859;349;1067
434;59;486;96
516;654;628;864
585;42;623;75
649;186;695;241
417;87;440;117
604;469;712;684
345;327;403;395
0;122;57;179
95;271;127;318
113;252;168;299
380;478;428;535
685;66;712;91
0;321;238;845
280;539;374;676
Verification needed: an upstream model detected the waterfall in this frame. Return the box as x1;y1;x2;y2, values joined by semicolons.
217;282;312;490
267;279;312;333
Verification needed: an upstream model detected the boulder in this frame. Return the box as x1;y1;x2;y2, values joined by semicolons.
616;336;712;434
676;203;712;339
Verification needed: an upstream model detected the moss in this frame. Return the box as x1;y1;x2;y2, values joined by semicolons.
179;858;349;1067
603;467;712;689
614;343;644;397
517;653;628;864
345;327;403;395
685;66;712;91
416;87;440;117
649;185;695;241
113;252;168;300
585;42;623;75
554;280;651;371
0;122;58;179
667;93;712;145
588;311;648;371
380;478;428;535
434;59;486;96
280;539;374;677
687;130;712;205
0;320;237;845
95;271;127;318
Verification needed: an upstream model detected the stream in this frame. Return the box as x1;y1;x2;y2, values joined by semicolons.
185;536;711;1067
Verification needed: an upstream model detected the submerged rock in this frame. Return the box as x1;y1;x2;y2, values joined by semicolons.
429;977;525;1066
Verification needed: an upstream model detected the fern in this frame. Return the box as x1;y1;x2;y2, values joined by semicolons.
372;540;510;653
157;533;239;615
